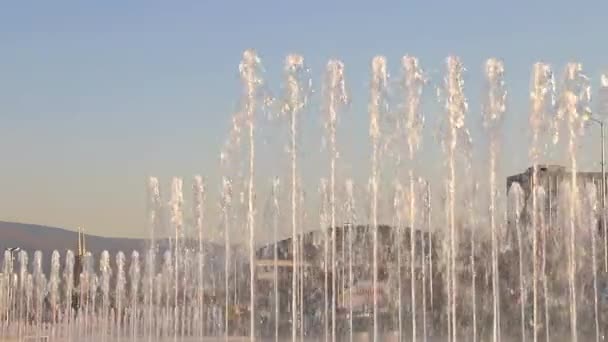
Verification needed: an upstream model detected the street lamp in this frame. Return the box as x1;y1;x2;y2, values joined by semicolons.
582;109;607;272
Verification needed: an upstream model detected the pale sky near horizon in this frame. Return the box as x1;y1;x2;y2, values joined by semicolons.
0;1;607;238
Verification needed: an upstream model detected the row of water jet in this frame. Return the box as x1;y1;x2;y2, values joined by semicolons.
2;52;608;342
2;174;608;340
507;178;607;340
0;248;208;340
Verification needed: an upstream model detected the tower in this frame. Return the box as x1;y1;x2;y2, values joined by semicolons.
75;227;86;280
73;227;87;310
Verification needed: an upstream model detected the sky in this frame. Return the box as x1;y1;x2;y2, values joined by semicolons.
0;1;607;238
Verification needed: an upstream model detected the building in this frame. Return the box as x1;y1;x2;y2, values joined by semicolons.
506;164;606;228
74;227;86;283
253;224;442;336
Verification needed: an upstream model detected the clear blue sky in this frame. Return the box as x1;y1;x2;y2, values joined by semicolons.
0;1;606;237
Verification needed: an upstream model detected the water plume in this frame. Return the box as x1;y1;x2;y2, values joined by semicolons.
282;53;310;341
369;55;388;342
392;181;405;341
192;175;206;338
239;49;264;340
441;55;469;342
323;58;347;342
129;251;141;339
560;61;591;342
100;250;111;340
115;251;126;337
583;182;600;342
508;183;525;342
344;179;356;342
529;62;555;342
63;250;74;331
221;177;232;341
319;178;330;342
483;57;507;342
49;250;61;328
402;55;426;342
271;178;280;342
169;177;183;340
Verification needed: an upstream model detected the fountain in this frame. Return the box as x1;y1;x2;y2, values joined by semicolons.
1;50;608;341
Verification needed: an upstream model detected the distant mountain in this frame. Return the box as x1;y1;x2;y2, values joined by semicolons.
0;221;231;275
0;221;145;258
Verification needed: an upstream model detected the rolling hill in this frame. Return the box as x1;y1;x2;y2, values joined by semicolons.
0;221;230;275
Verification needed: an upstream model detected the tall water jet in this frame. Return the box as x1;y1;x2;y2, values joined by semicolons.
320;178;330;342
169;177;183;340
282;53;310;341
298;187;305;342
529;62;555;342
467;180;479;342
442;56;469;342
537;185;550;342
143;246;155;339
392;182;405;341
561;62;591;342
32;251;43;335
423;180;432;341
100;250;111;341
116;251;126;338
482;57;507;342
147;176;162;338
508;183;525;342
599;73;608;273
88;273;98;338
584;182;600;342
24;273;33;337
402;55;425;342
369;55;387;342
147;177;162;254
323;58;347;342
239;49;263;340
193;175;206;338
64;250;74;333
161;250;173;338
2;249;14;337
49;250;60;330
80;252;93;337
221;177;232;340
181;248;191;337
271;178;280;342
18;250;28;339
344;179;356;342
129;251;141;339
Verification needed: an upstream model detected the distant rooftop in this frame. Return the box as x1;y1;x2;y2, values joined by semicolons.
507;164;605;192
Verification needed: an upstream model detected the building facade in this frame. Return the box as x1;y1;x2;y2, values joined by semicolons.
253;225;442;336
506;164;606;227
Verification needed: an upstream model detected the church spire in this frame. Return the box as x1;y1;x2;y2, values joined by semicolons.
77;226;82;255
82;227;86;253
